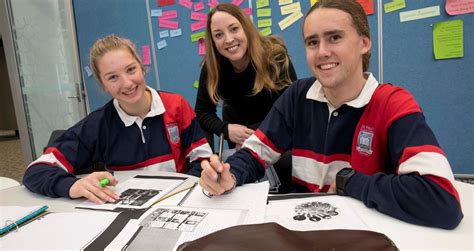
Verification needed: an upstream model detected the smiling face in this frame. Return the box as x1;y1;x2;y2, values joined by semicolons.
303;7;370;91
210;11;250;71
97;49;147;111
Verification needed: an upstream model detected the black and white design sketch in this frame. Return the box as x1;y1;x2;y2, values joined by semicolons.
140;208;208;232
110;189;161;206
293;201;339;222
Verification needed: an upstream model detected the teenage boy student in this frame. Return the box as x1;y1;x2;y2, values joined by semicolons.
199;0;463;229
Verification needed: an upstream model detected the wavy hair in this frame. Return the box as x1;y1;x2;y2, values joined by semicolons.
204;3;293;104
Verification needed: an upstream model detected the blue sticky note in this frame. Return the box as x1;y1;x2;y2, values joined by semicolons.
151;9;162;17
170;28;182;37
84;66;92;78
160;30;170;38
157;40;167;50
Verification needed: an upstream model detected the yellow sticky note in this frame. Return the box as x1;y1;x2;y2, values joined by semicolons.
310;0;318;7
191;31;206;42
384;0;406;13
258;18;272;28
257;8;272;17
260;27;272;36
279;0;293;6
281;2;301;15
399;5;440;22
433;19;464;60
193;80;199;88
256;0;269;8
278;11;303;30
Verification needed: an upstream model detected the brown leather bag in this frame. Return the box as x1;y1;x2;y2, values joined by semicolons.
177;222;398;251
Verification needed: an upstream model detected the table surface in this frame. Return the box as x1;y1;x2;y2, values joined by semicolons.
1;171;472;250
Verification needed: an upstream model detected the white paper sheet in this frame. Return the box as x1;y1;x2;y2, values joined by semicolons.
180;181;269;224
265;195;369;231
77;176;188;210
0;211;118;250
104;206;247;251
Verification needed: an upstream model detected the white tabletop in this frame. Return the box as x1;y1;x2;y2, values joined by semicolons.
1;172;472;250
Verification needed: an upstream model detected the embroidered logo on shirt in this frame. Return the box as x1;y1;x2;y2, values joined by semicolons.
356;125;373;155
166;123;180;144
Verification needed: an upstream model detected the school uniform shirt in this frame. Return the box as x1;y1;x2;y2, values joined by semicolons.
227;73;463;229
23;86;212;198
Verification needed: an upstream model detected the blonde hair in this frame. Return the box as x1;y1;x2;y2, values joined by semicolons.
89;35;145;87
204;3;293;104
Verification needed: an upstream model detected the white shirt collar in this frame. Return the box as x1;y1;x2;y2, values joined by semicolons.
306;73;379;109
113;86;166;127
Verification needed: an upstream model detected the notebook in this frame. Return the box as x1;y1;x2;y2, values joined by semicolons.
0;205;49;236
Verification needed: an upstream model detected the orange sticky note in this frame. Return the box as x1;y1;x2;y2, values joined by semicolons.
356;0;374;15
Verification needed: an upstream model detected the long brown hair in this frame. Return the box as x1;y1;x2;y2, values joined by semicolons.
204;3;293;104
89;35;145;88
304;0;371;72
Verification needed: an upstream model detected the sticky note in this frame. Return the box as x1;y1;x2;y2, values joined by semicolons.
310;0;318;7
257;8;272;17
191;20;206;31
151;9;163;17
159;19;179;29
208;0;219;8
179;0;193;9
141;45;151;65
400;5;440;22
278;11;303;30
433;19;463;59
258;19;272;28
445;0;474;15
191;31;206;42
198;39;206;55
170;28;183;37
243;8;253;15
193;80;199;88
279;0;293;6
159;30;170;38
355;0;374;15
281;2;301;15
191;11;208;21
161;10;178;19
157;40;168;50
158;0;175;7
384;0;406;13
256;0;269;8
84;66;92;78
260;27;272;36
194;2;205;11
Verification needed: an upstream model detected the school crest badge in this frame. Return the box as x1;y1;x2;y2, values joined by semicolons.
166;123;180;144
356;126;373;155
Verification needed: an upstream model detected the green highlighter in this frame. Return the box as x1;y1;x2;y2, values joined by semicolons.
99;178;110;187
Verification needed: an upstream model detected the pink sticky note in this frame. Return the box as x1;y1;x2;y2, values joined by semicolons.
158;0;174;7
198;39;206;56
208;0;219;8
159;19;179;29
232;0;244;6
191;11;208;21
243;8;252;16
191;20;206;31
446;0;474;15
161;10;178;19
178;0;193;9
141;45;151;65
194;2;205;11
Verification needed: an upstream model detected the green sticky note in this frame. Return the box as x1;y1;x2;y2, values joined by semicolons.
256;0;269;8
433;19;464;60
257;8;271;17
260;27;272;36
384;0;406;13
193;80;199;88
191;31;206;42
257;18;272;28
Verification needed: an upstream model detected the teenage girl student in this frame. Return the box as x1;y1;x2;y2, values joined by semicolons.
194;3;297;192
23;35;212;204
